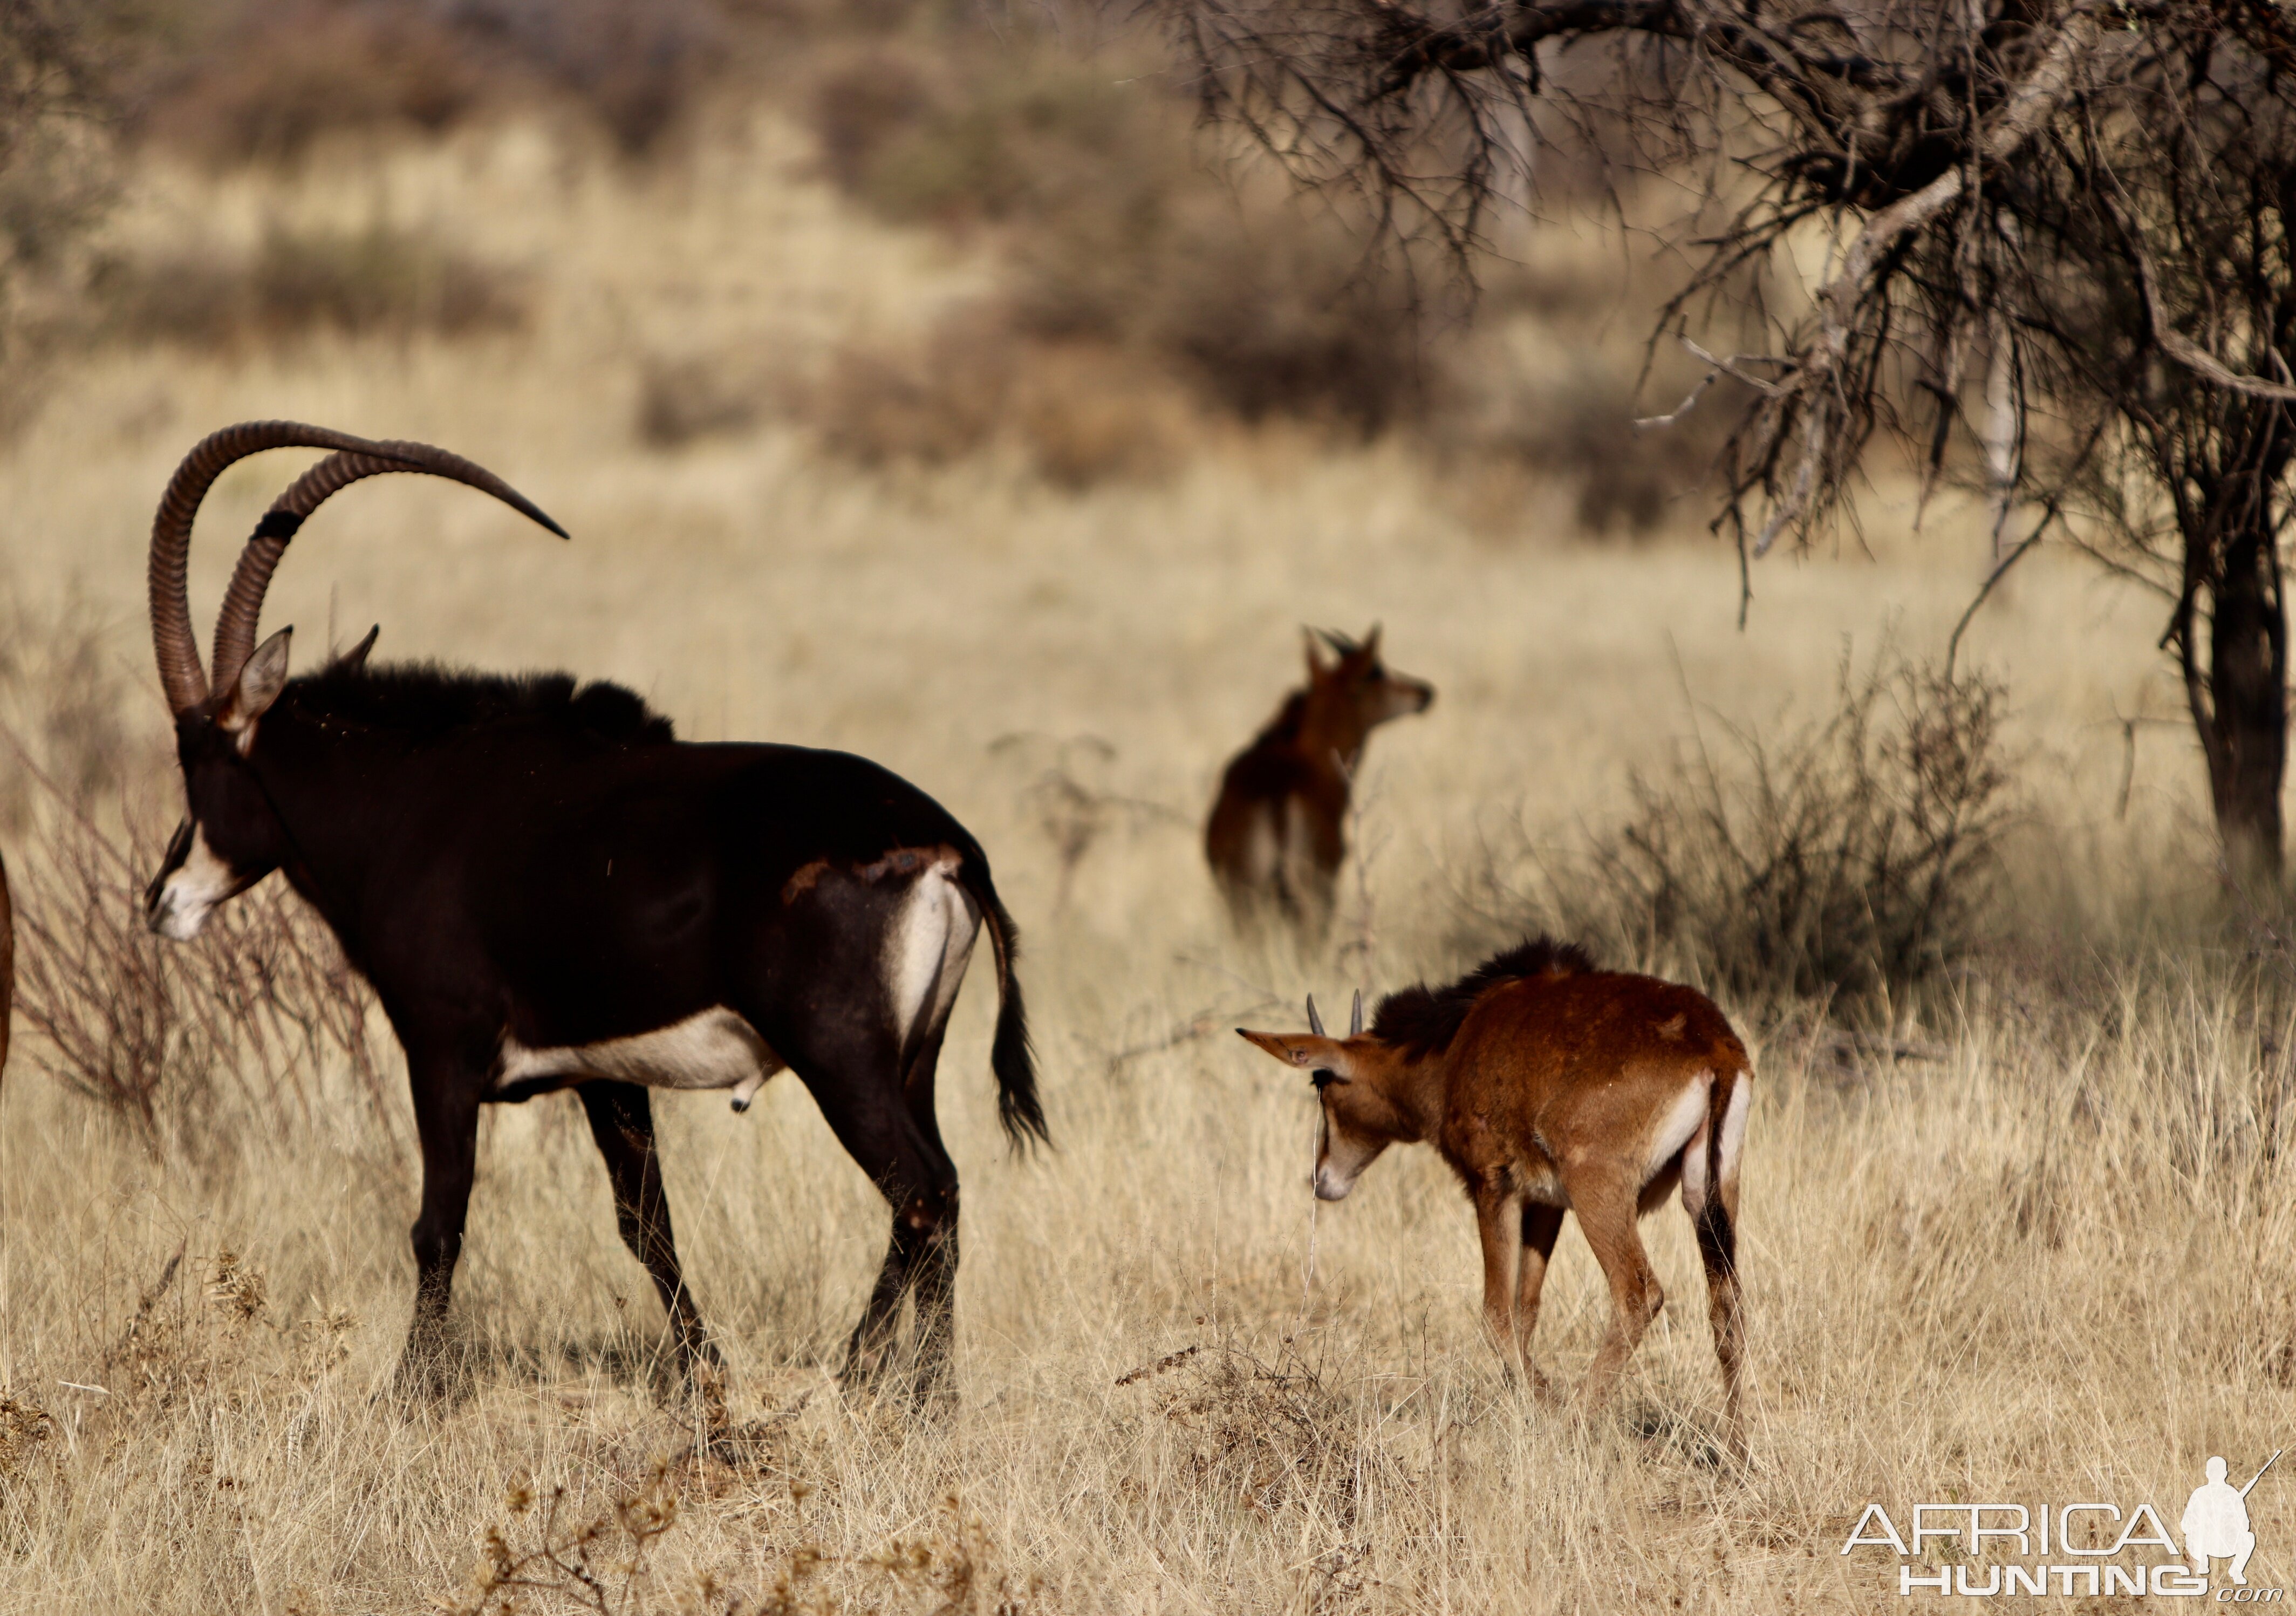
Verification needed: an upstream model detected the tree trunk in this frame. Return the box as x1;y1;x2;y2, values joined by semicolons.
2196;517;2289;884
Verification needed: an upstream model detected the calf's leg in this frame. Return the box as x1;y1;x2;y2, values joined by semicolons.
1566;1174;1665;1412
1514;1203;1566;1402
1472;1184;1525;1381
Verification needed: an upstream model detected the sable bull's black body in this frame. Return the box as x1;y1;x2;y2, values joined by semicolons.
140;424;1043;1402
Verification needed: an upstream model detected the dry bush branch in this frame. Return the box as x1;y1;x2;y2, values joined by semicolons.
1162;0;2296;871
4;742;398;1159
1527;650;2018;1010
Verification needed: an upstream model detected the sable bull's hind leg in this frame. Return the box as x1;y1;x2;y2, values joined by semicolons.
773;856;976;1409
578;1079;720;1385
800;1069;960;1404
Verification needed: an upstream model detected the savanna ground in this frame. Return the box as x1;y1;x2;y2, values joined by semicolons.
0;36;2292;1615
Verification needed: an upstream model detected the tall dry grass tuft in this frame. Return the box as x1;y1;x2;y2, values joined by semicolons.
90;221;526;351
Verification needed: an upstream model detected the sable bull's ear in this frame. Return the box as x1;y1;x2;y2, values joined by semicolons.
217;626;292;754
340;623;380;670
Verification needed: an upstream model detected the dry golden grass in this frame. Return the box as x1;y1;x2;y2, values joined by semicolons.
0;112;2289;1612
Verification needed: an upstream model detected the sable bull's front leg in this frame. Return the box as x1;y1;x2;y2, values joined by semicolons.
398;1061;481;1398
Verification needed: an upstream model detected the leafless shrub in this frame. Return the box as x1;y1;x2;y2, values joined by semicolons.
1553;654;2017;1009
0;1;145;425
1446;361;1748;537
134;1;483;166
805;47;1433;437
445;0;730;159
803;319;1200;489
807;50;934;195
136;0;737;166
91;221;525;350
6;763;399;1161
634;350;774;450
0;587;129;832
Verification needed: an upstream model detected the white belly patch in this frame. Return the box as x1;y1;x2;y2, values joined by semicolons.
496;1006;784;1111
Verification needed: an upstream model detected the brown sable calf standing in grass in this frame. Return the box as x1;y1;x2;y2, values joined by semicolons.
1204;627;1432;936
1239;938;1750;1457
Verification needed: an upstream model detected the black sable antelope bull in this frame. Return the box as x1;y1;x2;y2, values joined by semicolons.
141;421;1045;1403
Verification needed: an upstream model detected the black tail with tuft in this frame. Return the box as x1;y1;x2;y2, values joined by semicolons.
1692;1070;1738;1274
964;863;1047;1151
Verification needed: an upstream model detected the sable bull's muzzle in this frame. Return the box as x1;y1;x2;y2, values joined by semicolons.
144;819;250;941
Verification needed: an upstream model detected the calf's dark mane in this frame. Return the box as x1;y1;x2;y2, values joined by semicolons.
279;660;674;744
1372;935;1598;1059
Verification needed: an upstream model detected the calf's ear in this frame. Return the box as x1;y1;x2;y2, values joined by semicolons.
1237;1028;1311;1065
217;627;292;754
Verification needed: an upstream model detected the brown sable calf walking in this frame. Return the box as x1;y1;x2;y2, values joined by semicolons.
1238;938;1750;1456
1204;627;1432;935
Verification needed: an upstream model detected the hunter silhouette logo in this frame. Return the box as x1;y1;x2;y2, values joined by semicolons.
1840;1448;2285;1598
2184;1451;2279;1588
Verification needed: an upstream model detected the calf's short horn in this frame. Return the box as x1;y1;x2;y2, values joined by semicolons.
1350;988;1363;1036
1306;994;1325;1038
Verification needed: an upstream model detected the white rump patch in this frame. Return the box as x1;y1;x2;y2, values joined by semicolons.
1717;1071;1750;1187
496;1006;783;1108
885;864;980;1045
150;823;247;942
1679;1070;1751;1213
1646;1079;1710;1185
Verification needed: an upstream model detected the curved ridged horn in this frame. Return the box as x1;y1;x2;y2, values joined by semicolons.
1306;994;1325;1038
210;439;567;695
149;421;398;715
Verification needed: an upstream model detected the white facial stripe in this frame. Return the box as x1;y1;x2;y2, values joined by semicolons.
497;1006;783;1095
151;824;244;942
